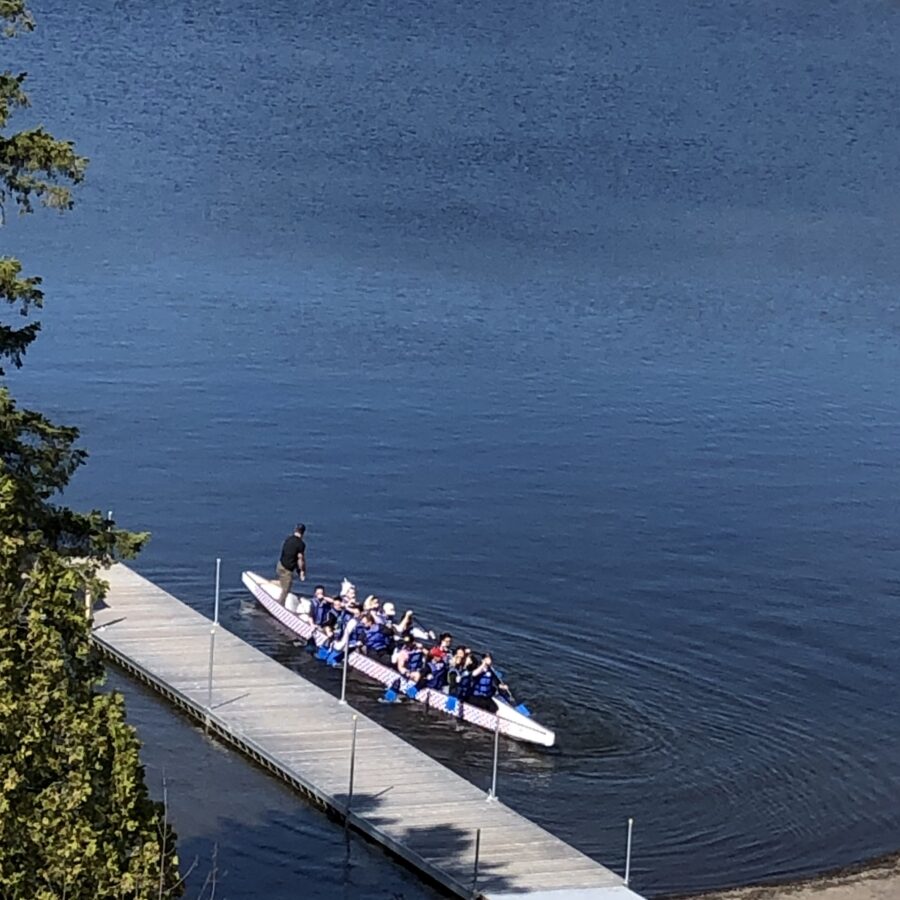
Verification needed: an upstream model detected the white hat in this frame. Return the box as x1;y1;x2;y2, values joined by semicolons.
382;601;396;616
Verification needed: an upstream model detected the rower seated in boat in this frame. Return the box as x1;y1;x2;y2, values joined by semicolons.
395;635;427;683
429;633;453;661
335;600;365;652
379;601;415;638
374;601;391;628
324;595;357;647
448;647;473;697
466;653;510;710
307;585;334;627
340;578;357;605
363;594;381;614
422;649;450;690
316;593;344;639
359;613;394;659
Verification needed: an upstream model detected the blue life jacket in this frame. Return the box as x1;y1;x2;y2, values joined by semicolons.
346;618;366;649
312;599;331;627
451;669;472;699
364;623;391;653
471;669;497;699
333;609;353;638
424;657;448;689
406;647;425;672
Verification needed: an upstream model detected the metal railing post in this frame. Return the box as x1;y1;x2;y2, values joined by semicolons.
346;714;358;829
206;558;221;712
624;816;634;885
339;643;349;704
104;509;115;569
471;827;481;897
214;557;221;625
486;717;500;801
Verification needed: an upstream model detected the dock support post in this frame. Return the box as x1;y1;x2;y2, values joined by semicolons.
206;558;221;714
624;816;634;885
339;644;349;705
472;827;481;897
486;716;500;802
346;714;358;829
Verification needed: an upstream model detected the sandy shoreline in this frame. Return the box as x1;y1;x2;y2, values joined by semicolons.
674;851;900;900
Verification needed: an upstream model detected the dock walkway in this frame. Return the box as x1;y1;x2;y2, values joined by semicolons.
92;564;646;900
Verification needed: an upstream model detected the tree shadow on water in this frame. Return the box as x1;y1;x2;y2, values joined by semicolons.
175;808;440;900
330;789;517;898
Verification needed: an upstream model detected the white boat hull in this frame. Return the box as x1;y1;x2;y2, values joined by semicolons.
242;571;555;748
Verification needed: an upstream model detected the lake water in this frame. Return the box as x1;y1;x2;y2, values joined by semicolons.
5;0;900;896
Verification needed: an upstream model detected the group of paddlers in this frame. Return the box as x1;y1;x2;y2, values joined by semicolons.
276;524;510;709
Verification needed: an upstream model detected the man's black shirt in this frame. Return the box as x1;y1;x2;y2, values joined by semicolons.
280;535;306;571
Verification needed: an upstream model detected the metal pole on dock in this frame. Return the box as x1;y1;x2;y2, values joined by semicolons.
206;558;221;712
471;827;481;897
339;642;349;705
346;714;358;827
486;716;500;802
213;557;221;625
104;510;114;567
624;816;634;886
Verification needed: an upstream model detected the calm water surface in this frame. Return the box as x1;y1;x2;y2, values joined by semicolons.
108;671;440;900
5;1;900;896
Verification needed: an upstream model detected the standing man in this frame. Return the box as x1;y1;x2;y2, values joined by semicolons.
276;523;307;604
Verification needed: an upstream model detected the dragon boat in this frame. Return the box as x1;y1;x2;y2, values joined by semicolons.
241;571;556;747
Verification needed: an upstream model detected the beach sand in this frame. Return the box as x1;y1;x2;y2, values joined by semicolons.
682;852;900;900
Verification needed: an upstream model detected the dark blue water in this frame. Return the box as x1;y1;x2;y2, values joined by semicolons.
5;1;900;896
108;671;440;900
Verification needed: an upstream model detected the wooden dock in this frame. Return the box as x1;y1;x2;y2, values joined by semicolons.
92;564;646;900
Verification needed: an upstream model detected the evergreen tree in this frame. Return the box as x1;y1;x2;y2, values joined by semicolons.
1;4;182;897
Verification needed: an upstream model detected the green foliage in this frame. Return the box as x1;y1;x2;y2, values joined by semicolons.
0;4;182;897
0;1;32;36
0;256;42;372
0;549;179;900
0;47;86;218
1;125;87;215
1;1;86;373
